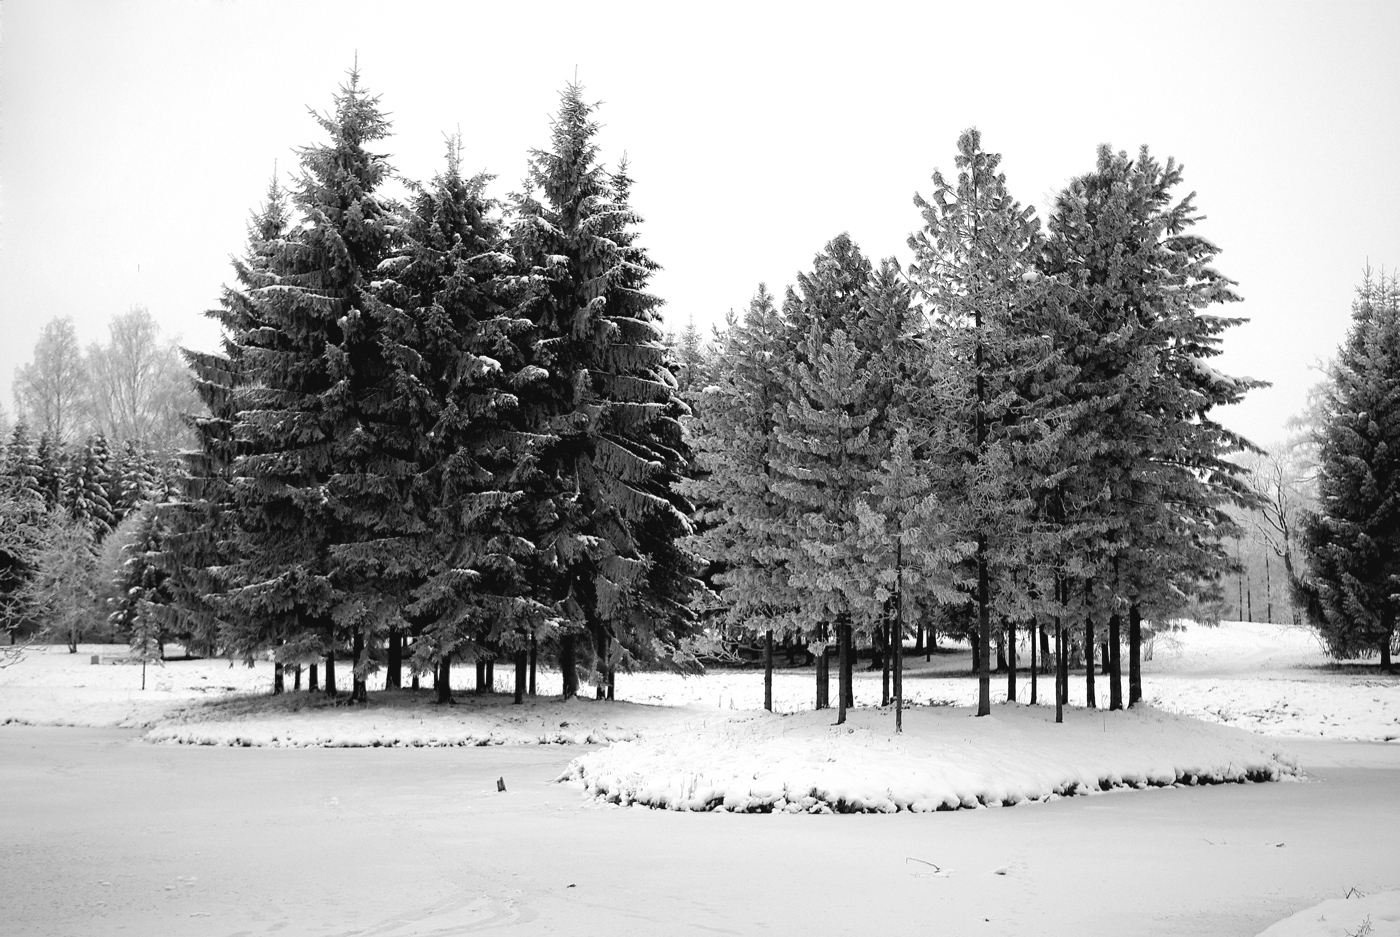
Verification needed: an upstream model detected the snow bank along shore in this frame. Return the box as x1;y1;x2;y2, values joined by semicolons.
1255;890;1400;937
561;703;1299;814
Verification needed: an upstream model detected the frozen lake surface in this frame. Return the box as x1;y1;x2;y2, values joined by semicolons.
2;727;1398;936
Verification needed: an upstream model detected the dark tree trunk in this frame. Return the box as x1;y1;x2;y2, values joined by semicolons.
1382;637;1393;673
1100;643;1110;675
349;629;367;704
476;659;487;694
324;652;337;697
763;629;773;712
385;628;401;690
1054;620;1064;724
977;547;991;716
436;657;452;704
995;625;1007;674
1084;612;1097;710
273;661;284;695
293;665;301;692
528;634;537;696
815;641;829;710
1128;602;1143;707
970;629;981;675
560;635;578;699
894;608;904;734
836;622;850;725
1108;611;1123;711
1006;617;1017;702
513;649;527;704
881;618;891;707
1029;618;1038;705
915;622;924;654
786;634;796;666
841;623;854;711
1039;625;1051;673
308;663;319;693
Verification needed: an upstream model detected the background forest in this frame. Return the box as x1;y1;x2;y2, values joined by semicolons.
2;71;1394;715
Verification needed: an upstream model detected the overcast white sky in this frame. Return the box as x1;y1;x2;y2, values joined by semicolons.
2;0;1397;448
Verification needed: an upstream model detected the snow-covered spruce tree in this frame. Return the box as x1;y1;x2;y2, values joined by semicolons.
769;325;886;725
680;286;802;711
156;175;292;666
64;436;115;545
770;235;878;711
906;129;1045;717
4;423;45;505
35;433;65;512
366;136;546;702
223;69;395;699
1297;272;1400;669
1044;145;1262;707
108;504;173;667
512;84;699;699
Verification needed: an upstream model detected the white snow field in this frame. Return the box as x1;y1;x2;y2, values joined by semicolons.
1257;891;1400;936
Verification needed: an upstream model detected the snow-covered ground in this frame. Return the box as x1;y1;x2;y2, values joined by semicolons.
2;620;1394;744
564;704;1297;814
1257;890;1400;936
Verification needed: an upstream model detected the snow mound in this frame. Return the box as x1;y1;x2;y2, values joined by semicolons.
561;704;1299;814
1256;891;1400;936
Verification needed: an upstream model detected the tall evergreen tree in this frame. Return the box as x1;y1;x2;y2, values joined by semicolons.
219;67;395;699
1297;271;1400;669
513;83;699;698
906;129;1044;717
64;436;115;544
367;136;543;701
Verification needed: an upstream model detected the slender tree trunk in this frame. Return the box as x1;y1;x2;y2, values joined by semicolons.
606;663;615;701
1006;617;1017;702
995;625;1007;674
1381;635;1392;673
476;658;487;694
513;649;526;704
350;629;367;704
324;651;336;697
486;659;495;693
528;634;537;696
273;661;284;695
836;622;850;725
915;622;924;654
1029;617;1038;705
763;629;773;713
1039;626;1051;673
436;656;452;704
1054;620;1064;723
815;640;829;710
881;618;891;707
977;544;991;716
1265;552;1273;623
1108;611;1123;711
971;628;981;675
308;663;318;693
1128;602;1143;707
386;628;401;690
895;564;904;734
1247;571;1253;623
842;623;854;710
293;665;301;692
1084;613;1097;710
560;635;578;699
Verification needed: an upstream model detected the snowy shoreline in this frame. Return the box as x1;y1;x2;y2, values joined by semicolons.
561;703;1300;814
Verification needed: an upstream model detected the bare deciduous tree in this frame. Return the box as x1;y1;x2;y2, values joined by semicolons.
13;317;86;445
84;306;199;450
